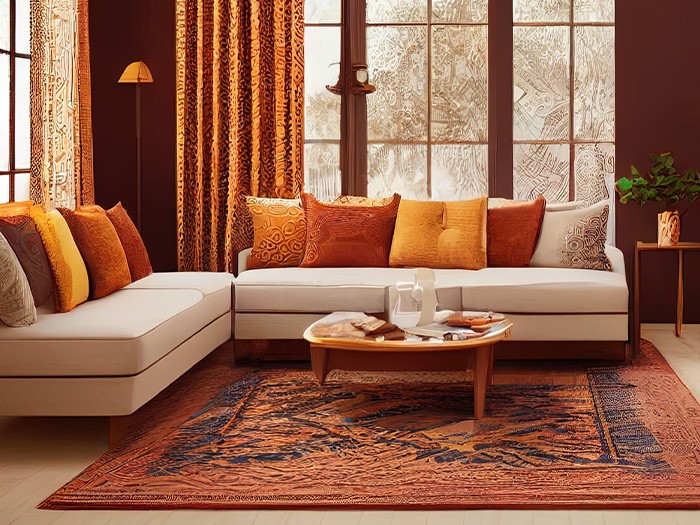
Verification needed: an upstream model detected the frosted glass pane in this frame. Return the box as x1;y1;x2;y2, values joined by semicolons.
432;0;488;23
0;0;8;49
367;27;427;141
0;54;8;170
574;0;614;22
431;144;488;201
574;27;614;141
574;143;614;205
513;143;569;202
368;143;428;200
304;27;340;141
304;143;340;203
431;25;487;142
304;0;340;23
15;0;30;54
513;27;569;141
513;0;570;23
14;172;30;201
367;0;426;23
0;174;8;203
14;57;30;169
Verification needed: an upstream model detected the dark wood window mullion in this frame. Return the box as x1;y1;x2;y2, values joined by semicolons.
339;0;368;196
8;0;16;201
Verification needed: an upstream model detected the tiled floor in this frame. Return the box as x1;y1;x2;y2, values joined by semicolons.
1;324;699;525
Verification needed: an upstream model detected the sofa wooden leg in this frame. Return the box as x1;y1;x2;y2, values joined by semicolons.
109;416;130;447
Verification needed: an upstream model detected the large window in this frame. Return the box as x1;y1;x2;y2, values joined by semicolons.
304;0;614;216
0;0;31;204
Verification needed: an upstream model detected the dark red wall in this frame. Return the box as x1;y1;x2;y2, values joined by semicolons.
89;0;700;321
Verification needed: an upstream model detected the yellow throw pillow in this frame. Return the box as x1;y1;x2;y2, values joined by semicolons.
389;197;487;270
31;207;89;312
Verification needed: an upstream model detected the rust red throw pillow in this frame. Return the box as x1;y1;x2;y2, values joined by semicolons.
300;193;401;268
487;195;546;267
58;208;131;299
106;202;153;281
0;216;54;306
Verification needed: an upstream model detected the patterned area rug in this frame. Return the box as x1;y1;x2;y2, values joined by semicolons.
41;340;700;510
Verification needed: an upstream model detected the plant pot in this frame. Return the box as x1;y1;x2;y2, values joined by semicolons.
658;210;680;246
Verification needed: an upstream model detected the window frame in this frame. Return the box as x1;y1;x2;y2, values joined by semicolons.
0;0;31;202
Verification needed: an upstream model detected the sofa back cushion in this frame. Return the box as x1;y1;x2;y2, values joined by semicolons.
390;197;487;269
530;201;612;271
59;207;132;299
0;216;54;306
246;197;306;269
105;202;153;281
487;195;545;267
300;193;400;267
0;230;36;327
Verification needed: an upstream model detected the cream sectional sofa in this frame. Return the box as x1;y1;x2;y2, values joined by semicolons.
234;245;629;360
0;272;235;416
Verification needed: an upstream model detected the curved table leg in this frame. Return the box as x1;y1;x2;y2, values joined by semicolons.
472;344;494;419
310;345;330;385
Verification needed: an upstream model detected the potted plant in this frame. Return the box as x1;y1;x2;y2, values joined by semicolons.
616;152;700;246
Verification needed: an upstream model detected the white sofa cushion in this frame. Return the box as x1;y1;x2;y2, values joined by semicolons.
234;267;466;313
0;278;232;377
126;271;235;296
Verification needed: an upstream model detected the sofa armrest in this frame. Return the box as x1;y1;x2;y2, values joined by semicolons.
238;248;253;275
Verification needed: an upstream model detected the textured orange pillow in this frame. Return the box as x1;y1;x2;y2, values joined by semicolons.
487;196;546;267
246;197;306;268
0;200;34;217
390;197;488;269
58;208;131;299
300;193;400;268
106;202;153;281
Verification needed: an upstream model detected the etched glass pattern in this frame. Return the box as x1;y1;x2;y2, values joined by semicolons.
431;25;488;142
513;0;570;23
13;172;30;201
0;54;8;170
431;144;488;201
304;143;341;203
513;143;570;203
305;0;341;23
367;0;427;23
367;26;428;141
304;27;341;141
15;0;30;54
575;143;615;244
0;0;8;49
14;58;30;169
574;0;614;23
514;27;569;141
574;27;615;141
432;0;488;23
368;143;428;200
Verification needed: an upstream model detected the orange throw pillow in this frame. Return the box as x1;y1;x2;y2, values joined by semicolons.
487;196;546;267
246;197;306;268
58;208;131;299
300;193;400;268
106;202;153;281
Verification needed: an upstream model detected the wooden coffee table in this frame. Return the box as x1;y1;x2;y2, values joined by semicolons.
303;313;512;419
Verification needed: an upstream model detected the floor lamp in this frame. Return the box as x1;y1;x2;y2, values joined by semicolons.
118;61;154;232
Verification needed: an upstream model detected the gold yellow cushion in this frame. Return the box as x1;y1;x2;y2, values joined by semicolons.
389;197;488;270
0;200;35;217
246;197;306;269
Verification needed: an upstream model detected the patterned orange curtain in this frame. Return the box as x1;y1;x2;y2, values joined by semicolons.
29;0;95;209
176;0;304;272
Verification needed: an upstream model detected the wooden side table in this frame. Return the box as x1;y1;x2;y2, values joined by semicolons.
634;241;700;354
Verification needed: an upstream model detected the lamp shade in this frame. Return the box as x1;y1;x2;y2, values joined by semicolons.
118;61;154;83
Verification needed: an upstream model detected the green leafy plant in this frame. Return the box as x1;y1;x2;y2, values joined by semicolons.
616;152;700;215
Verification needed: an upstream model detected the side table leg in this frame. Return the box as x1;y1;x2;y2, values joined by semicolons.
634;244;641;356
472;345;494;419
676;250;684;337
310;346;330;385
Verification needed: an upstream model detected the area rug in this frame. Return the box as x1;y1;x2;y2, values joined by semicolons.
41;340;700;510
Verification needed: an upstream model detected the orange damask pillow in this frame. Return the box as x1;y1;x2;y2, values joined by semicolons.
58;208;131;299
300;193;401;268
487;196;546;267
105;202;153;281
246;197;306;268
390;197;488;270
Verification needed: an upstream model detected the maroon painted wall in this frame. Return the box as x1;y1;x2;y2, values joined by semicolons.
89;0;700;321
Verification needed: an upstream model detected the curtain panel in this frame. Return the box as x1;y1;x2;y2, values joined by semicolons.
29;0;94;209
176;0;304;273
